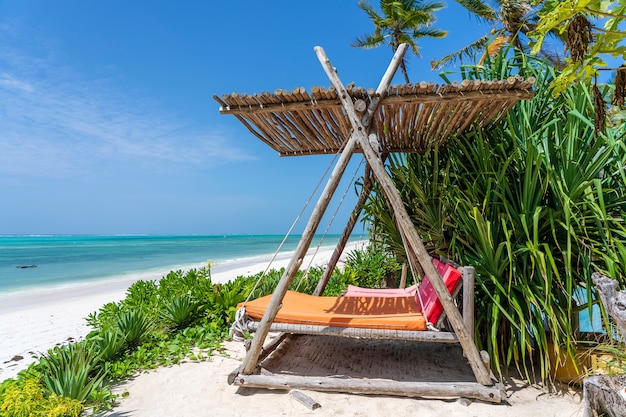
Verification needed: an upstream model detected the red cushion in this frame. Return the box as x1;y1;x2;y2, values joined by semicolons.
417;259;462;324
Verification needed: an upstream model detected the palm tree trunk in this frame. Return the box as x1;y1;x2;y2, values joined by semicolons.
400;59;410;84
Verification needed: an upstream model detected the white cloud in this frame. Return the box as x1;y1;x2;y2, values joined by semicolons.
0;27;254;181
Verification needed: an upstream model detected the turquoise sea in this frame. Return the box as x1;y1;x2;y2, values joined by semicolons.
0;234;356;295
0;234;602;332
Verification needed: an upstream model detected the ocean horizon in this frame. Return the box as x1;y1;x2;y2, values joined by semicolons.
0;234;364;295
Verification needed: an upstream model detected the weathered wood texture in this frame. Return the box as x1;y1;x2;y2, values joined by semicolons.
245;321;460;342
582;375;626;417
290;390;321;410
591;272;626;338
232;373;503;403
582;273;626;417
214;78;534;156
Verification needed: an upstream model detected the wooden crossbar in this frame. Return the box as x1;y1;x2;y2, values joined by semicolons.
245;322;459;342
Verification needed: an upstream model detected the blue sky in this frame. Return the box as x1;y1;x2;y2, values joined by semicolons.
0;1;491;235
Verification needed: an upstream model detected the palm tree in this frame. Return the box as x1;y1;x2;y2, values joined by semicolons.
431;0;561;69
353;0;447;83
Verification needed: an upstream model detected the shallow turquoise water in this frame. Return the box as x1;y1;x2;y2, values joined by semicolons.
0;234;352;294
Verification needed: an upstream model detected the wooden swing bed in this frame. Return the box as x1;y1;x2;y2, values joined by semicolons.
214;44;534;403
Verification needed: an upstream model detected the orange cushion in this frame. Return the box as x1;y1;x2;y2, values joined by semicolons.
244;290;426;331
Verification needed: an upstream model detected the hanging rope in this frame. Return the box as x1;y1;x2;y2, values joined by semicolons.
294;155;366;292
241;150;341;305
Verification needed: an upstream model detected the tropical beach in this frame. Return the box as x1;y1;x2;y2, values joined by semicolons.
2;1;626;416
0;237;366;380
0;237;584;417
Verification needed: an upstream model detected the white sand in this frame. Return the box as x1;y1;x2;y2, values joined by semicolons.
0;241;365;380
0;240;584;416
101;340;583;417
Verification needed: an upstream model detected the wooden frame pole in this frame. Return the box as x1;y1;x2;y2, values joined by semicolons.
315;46;493;386
239;44;408;375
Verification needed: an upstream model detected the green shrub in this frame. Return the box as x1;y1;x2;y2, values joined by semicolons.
116;310;153;349
207;281;248;326
160;294;200;330
38;342;104;402
343;247;402;288
90;328;125;363
0;379;83;417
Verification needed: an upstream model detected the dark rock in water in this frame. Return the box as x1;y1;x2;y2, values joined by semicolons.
16;265;37;269
3;355;24;364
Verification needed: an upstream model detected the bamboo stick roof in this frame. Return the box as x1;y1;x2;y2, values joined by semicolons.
214;76;534;156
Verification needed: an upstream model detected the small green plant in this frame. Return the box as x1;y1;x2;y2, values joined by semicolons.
208;281;248;326
160;294;200;330
37;342;104;402
0;378;83;417
116;310;153;349
343;247;402;288
90;328;125;363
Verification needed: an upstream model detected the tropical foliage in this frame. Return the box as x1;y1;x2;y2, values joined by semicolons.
530;0;626;95
353;0;447;82
0;253;386;414
432;0;562;69
362;50;626;379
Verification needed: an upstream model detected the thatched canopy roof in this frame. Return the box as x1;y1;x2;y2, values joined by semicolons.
214;76;534;157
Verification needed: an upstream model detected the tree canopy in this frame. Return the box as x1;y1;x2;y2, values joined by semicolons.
530;0;626;95
353;0;447;83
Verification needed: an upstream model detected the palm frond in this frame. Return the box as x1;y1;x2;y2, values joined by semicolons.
431;33;492;69
456;0;498;22
358;0;383;22
412;27;448;39
353;33;387;49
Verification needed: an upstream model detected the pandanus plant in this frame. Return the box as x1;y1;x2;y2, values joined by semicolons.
362;49;626;379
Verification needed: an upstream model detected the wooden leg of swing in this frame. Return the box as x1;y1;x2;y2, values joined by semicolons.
399;263;408;289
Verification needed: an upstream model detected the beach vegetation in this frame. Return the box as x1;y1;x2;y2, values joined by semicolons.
361;48;626;380
116;310;153;350
0;378;83;417
91;329;126;363
160;294;201;330
343;244;403;288
205;279;250;327
36;343;111;405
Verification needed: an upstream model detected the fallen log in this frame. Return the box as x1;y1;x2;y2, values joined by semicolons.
582;273;626;416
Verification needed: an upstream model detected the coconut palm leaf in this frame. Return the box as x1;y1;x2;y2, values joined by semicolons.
456;0;498;22
354;0;447;82
431;33;492;69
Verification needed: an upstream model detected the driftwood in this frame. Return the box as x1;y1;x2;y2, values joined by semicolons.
591;272;626;338
582;273;626;417
582;375;626;417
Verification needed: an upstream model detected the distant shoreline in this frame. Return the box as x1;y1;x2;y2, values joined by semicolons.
0;240;366;380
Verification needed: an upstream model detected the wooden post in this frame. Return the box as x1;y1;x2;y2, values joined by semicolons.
399;263;408;289
315;46;493;386
462;266;475;344
239;44;409;376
